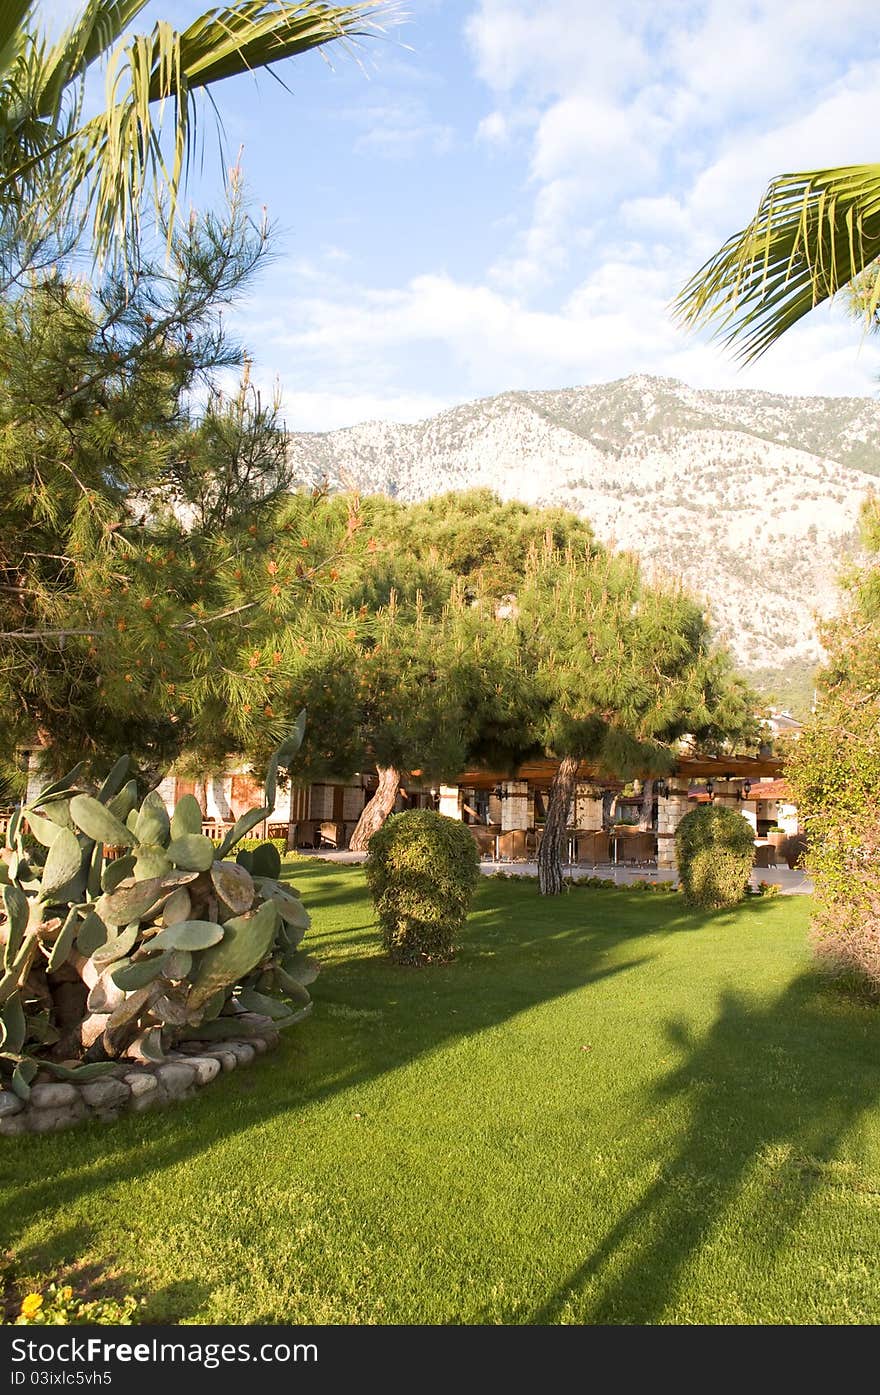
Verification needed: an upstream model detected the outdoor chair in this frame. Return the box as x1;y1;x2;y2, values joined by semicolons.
469;826;496;859
295;819;319;848
615;831;656;866
497;829;528;862
575;830;611;867
319;821;343;849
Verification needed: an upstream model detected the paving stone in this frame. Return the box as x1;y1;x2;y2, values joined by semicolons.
0;1112;30;1135
0;1090;24;1118
30;1103;86;1133
81;1078;130;1109
155;1061;196;1097
123;1072;158;1098
186;1055;221;1085
130;1090;161;1112
30;1082;79;1109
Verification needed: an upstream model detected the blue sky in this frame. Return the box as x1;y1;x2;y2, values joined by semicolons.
41;1;880;428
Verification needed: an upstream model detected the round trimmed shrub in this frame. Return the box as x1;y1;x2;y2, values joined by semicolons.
366;809;481;964
675;804;754;909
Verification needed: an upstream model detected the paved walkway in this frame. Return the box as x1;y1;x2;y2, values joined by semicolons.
301;849;813;895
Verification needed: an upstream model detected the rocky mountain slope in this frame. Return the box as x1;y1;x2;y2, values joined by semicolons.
287;375;880;682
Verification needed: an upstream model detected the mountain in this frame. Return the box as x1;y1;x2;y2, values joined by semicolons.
287;375;880;701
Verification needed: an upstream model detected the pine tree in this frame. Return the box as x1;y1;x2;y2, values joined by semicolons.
509;543;755;895
0;189;358;783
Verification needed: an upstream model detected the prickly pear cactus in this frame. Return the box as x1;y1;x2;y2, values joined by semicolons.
0;714;315;1100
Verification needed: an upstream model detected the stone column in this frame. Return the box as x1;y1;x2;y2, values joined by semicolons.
156;775;176;817
309;783;333;820
656;792;690;869
439;785;462;819
778;802;798;835
574;785;603;829
342;783;364;820
23;751;43;806
501;780;529;832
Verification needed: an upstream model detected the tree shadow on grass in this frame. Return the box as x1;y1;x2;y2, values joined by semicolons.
530;970;880;1323
0;878;794;1320
3;1221;210;1322
0;884;687;1213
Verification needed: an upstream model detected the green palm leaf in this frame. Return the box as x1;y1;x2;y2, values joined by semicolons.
0;1;397;263
675;164;880;361
0;2;35;82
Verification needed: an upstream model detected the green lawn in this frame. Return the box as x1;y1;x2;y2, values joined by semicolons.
4;864;880;1325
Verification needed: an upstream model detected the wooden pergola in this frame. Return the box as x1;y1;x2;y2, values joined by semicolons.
454;752;783;792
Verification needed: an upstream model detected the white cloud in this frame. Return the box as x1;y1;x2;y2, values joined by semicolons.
476;110;509;144
224;5;880;432
466;0;880;308
530;92;667;188
236;260;880;432
465;1;654;101
687;67;880;240
354;104;454;158
279;389;450;433
619;195;692;242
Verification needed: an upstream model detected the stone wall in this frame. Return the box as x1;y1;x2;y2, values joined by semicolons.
308;783;334;821
501;780;529;832
439;785;462;819
0;1015;280;1137
575;787;603;829
656;793;690;868
342;783;365;820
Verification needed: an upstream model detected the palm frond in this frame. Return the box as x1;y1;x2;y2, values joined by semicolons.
1;2;399;265
32;1;151;117
0;1;34;82
674;164;880;361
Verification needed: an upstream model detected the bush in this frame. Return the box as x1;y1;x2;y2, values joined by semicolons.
788;695;880;991
366;810;480;965
675;804;754;909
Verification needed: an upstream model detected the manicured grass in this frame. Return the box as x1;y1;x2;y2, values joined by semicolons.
3;865;880;1324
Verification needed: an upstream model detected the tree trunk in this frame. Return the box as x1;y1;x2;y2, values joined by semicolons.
538;754;579;896
286;764;298;851
601;789;616;831
639;778;654;831
348;765;401;852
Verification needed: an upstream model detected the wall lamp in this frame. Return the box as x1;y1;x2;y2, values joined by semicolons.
491;786;524;800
